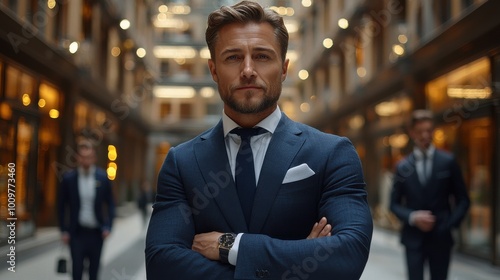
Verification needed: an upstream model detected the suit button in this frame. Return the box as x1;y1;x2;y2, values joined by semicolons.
255;269;270;278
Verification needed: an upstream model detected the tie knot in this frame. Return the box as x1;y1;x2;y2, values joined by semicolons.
231;127;267;140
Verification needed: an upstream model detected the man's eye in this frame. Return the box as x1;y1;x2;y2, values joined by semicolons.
256;54;270;60
226;55;239;60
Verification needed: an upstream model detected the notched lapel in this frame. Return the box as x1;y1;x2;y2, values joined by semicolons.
249;118;305;233
194;123;248;232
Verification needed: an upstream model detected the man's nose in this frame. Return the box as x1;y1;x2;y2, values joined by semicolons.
241;57;256;79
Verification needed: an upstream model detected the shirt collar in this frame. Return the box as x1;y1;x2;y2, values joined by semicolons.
222;106;281;137
78;165;96;177
413;145;435;160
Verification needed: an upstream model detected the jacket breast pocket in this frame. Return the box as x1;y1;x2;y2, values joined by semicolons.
278;174;319;199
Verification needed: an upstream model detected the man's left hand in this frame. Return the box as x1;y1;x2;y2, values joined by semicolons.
102;230;111;240
192;231;222;261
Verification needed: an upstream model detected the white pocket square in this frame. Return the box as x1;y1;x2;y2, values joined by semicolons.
282;163;316;184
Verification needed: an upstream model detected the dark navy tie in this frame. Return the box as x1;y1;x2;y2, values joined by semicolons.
232;127;266;226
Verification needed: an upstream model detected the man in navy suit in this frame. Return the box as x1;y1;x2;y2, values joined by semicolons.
390;110;470;280
145;1;372;279
58;138;115;280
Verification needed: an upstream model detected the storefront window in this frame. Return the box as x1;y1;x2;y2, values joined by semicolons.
0;116;38;240
434;118;493;256
5;65;36;107
426;57;494;257
1;65;38;242
0;62;3;96
369;94;413;229
426;57;491;113
37;82;62;226
74;101;90;134
373;94;413;130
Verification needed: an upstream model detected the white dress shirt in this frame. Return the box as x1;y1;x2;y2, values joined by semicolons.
77;165;98;228
409;145;435;225
222;106;282;265
413;145;435;186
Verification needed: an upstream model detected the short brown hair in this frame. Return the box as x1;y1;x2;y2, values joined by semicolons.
205;0;289;62
409;109;434;129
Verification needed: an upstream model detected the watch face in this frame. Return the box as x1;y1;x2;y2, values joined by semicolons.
219;233;235;248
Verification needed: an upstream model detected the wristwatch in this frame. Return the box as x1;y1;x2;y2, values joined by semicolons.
218;233;236;263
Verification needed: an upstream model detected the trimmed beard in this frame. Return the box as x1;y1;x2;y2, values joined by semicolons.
221;85;281;114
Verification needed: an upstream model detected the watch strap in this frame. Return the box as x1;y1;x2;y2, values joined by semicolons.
219;246;230;263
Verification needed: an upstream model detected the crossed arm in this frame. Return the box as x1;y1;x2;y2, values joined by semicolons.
192;217;332;261
146;139;372;280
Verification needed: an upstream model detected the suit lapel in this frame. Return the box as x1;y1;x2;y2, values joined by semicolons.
194;121;248;233
72;172;81;209
250;114;305;233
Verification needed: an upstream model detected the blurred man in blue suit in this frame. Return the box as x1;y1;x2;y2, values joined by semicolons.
58;138;115;280
145;1;372;279
391;110;470;280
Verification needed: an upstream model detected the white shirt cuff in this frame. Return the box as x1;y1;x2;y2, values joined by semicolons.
228;233;243;266
409;211;416;226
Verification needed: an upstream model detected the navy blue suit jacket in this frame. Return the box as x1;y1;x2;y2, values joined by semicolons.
58;167;115;235
390;149;470;249
146;113;372;280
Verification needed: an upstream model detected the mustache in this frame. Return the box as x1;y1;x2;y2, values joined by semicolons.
231;82;266;91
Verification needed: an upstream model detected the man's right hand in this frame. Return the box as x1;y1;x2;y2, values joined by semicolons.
61;232;70;244
412;210;436;232
307;217;331;239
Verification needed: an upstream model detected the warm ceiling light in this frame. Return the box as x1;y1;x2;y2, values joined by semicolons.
286;50;297;63
323;38;333;48
38;99;46;108
111;47;121;57
120;19;131;30
375;101;400;116
154;86;196;98
69;41;79;53
49;109;59;119
154;46;197;59
285;21;299;33
158;4;168;13
154;18;189;30
298;69;309;80
398;34;408;44
200;87;215;98
47;0;56;9
22;94;31;106
447;86;492;99
357;67;367;77
302;0;312;8
171;5;191;15
338;18;349;29
136;48;146;58
199;47;211;59
300;102;310;112
392;44;405;56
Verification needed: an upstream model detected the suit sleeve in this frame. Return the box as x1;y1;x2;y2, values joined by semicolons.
102;174;115;231
145;147;235;280
390;161;414;224
234;138;372;280
443;157;470;230
57;175;69;233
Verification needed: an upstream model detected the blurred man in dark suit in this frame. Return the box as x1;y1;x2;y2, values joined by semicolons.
58;138;115;280
391;109;470;280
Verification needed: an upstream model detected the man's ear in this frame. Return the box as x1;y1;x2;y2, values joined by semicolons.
281;58;289;82
208;59;218;82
